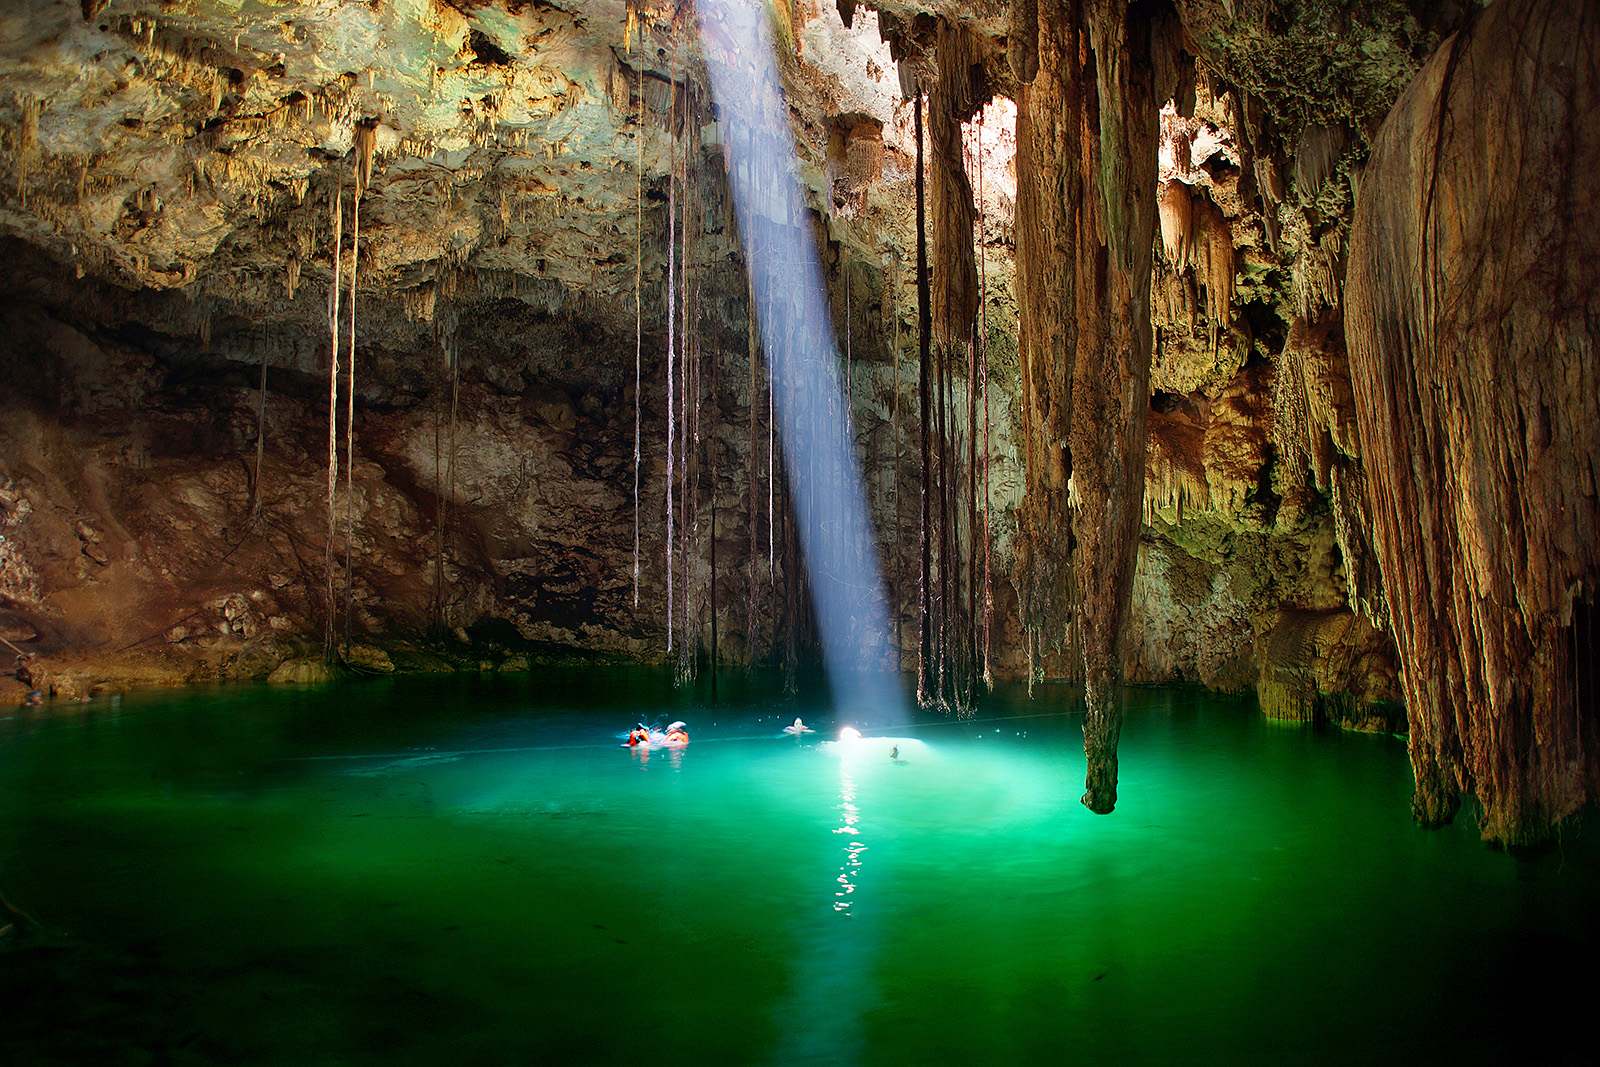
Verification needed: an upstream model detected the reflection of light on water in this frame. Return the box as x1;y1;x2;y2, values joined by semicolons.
627;739;686;770
834;766;864;914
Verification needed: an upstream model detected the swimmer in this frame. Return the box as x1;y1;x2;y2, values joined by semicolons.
890;745;899;760
783;717;814;735
627;723;651;747
665;720;689;744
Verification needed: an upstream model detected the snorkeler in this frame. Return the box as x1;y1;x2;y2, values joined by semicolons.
627;723;651;746
665;721;689;744
783;717;814;735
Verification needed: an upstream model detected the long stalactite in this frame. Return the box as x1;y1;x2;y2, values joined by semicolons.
1011;0;1082;690
665;72;678;657
1072;0;1161;813
915;86;933;706
342;122;373;655
1012;0;1164;809
1345;0;1600;846
323;181;343;663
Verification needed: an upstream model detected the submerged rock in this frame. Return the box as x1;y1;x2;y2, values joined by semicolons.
266;658;337;685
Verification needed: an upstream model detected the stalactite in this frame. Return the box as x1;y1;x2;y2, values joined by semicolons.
1293;122;1347;201
1195;195;1235;328
931;20;982;348
1075;0;1162;813
1346;0;1600;845
1009;0;1040;85
14;92;39;203
323;182;343;663
1291;229;1342;323
1012;0;1080;685
1157;178;1195;272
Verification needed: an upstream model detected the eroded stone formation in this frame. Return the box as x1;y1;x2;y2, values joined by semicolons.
1;0;1595;843
1347;0;1600;845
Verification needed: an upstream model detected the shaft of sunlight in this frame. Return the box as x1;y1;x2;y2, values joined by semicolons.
696;0;905;726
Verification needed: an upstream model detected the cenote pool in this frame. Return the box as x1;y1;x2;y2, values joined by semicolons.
2;669;1596;1066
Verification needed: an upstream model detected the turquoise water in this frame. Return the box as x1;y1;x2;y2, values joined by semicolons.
2;670;1595;1066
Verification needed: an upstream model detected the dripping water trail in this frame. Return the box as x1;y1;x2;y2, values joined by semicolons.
978;111;993;687
324;182;343;663
445;320;460;633
916;90;933;706
966;332;979;709
432;332;444;633
634;65;644;609
890;254;903;672
708;231;720;693
747;271;761;667
666;73;678;656
936;332;952;708
767;262;776;596
251;324;267;524
343;174;361;654
677;85;696;686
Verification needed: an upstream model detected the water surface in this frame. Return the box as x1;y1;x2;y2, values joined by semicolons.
2;670;1595;1065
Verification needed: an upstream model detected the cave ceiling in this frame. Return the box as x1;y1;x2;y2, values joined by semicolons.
0;1;1463;356
0;0;934;344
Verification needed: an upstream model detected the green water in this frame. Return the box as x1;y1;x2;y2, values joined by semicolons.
2;670;1595;1066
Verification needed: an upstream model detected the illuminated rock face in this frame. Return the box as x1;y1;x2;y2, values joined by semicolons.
1347;0;1600;845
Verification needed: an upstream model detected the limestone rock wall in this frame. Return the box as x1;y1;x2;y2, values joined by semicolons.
1347;0;1600;844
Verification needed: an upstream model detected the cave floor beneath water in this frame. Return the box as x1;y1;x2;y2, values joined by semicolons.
1;669;1596;1066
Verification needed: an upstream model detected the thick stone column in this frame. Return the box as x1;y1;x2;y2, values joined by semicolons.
1346;0;1600;845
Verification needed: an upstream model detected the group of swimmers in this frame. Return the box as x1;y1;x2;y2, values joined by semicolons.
625;716;820;748
627;720;689;746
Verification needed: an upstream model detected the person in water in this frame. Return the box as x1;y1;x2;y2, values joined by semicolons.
665;721;689;743
783;717;813;735
627;723;651;746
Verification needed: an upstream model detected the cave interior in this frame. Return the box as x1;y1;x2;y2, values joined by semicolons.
0;0;1596;848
